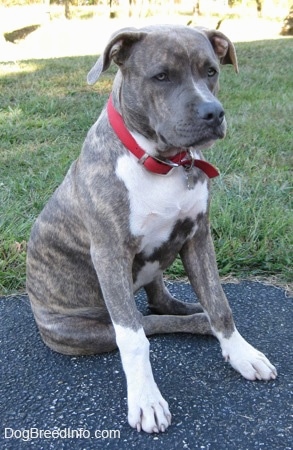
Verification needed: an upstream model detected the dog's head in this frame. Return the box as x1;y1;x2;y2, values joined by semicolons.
88;25;238;154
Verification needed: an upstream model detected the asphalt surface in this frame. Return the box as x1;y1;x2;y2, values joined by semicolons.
1;281;292;450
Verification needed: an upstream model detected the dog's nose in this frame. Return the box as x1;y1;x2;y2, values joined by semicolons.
198;101;225;126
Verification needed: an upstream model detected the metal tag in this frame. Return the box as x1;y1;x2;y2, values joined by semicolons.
185;167;195;190
184;149;196;190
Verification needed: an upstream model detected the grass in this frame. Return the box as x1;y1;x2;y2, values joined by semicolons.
0;38;292;295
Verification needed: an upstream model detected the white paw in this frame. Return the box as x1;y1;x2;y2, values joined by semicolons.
220;330;277;381
127;381;171;433
114;325;171;433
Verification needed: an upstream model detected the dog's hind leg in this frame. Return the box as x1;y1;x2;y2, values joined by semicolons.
145;274;203;316
35;302;212;357
31;301;210;359
142;312;213;336
31;305;118;356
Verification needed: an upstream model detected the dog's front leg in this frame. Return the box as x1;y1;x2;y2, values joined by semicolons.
90;245;171;433
114;324;171;433
180;219;277;381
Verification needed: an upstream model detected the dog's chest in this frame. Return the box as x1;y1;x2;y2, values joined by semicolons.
116;153;209;256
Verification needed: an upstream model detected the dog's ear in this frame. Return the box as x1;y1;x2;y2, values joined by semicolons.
87;28;148;85
199;28;239;73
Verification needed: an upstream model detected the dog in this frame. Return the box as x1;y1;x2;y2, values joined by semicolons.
26;25;277;434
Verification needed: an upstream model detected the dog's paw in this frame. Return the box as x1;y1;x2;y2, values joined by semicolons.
220;330;277;381
127;382;171;433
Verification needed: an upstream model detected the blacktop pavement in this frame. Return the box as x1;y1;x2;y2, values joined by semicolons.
1;281;292;450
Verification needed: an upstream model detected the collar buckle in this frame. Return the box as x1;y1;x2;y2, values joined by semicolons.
151;154;180;168
138;152;180;168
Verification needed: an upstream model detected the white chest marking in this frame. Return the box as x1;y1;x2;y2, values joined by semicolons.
133;261;160;292
115;153;208;256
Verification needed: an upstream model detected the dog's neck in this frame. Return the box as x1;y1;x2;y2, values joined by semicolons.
107;95;219;178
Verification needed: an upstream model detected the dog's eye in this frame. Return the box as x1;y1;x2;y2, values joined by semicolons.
154;73;169;82
207;67;217;77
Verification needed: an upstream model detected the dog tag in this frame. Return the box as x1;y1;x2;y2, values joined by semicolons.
183;149;196;190
185;167;196;190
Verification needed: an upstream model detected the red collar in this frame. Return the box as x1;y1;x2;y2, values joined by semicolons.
107;95;219;178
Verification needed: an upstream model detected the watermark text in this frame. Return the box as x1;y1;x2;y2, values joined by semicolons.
4;427;120;442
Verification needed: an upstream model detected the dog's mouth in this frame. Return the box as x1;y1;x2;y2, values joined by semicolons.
156;126;226;155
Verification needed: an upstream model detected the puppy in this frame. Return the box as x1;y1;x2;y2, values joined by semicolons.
27;25;277;434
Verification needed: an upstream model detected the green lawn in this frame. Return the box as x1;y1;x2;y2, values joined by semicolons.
0;38;292;295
